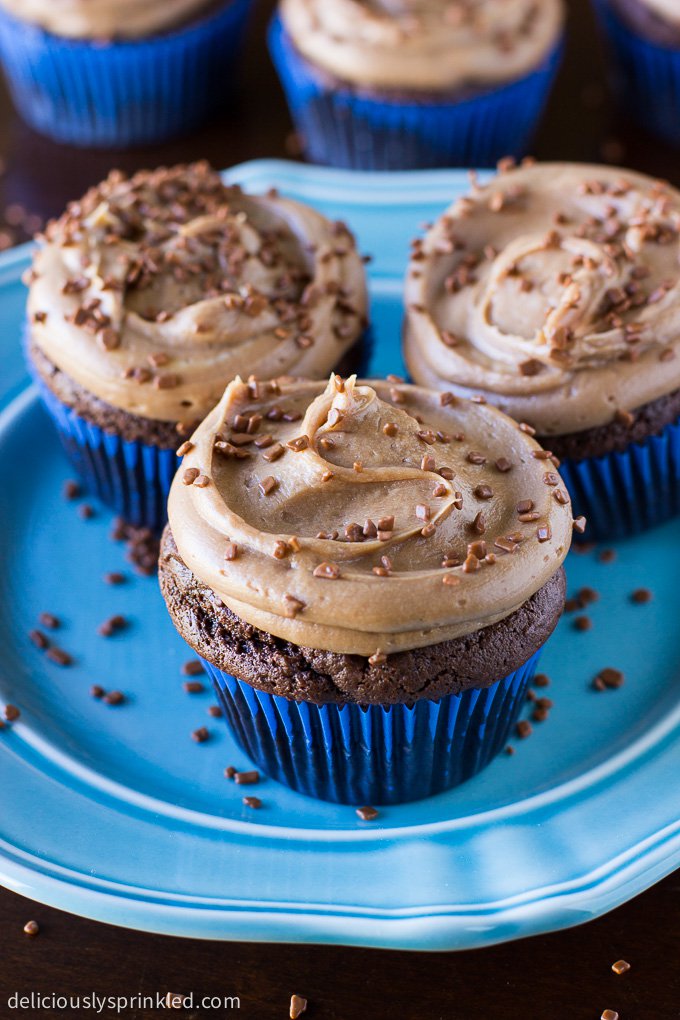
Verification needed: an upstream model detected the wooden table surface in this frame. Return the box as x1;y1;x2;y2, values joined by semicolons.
1;2;678;1017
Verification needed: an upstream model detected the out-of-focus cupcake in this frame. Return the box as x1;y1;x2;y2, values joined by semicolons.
0;0;253;148
26;161;369;530
160;373;572;804
404;159;680;539
593;0;680;146
269;0;565;170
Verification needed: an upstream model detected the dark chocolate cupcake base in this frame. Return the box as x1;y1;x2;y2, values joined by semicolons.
159;527;565;705
160;527;564;803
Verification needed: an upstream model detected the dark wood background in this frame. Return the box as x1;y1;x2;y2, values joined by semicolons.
1;1;678;1017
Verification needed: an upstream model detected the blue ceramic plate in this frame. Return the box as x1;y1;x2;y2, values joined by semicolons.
0;161;678;950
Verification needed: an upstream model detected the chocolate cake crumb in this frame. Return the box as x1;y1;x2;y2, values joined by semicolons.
103;690;125;706
29;629;49;650
593;667;624;691
103;572;126;585
356;806;379;821
63;479;81;500
97;614;127;637
46;647;73;666
183;681;205;694
290;994;308;1019
235;770;260;785
182;659;205;676
38;612;60;630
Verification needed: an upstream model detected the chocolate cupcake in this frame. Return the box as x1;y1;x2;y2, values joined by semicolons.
0;0;254;148
160;374;572;804
269;0;565;170
27;162;368;530
593;0;680;147
404;160;680;539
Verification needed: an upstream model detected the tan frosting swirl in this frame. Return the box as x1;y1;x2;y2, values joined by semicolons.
168;375;572;656
0;0;213;38
28;162;368;426
404;162;680;436
279;0;564;92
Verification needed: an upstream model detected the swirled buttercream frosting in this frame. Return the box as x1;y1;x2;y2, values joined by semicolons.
279;0;564;92
404;161;680;436
28;162;368;426
168;374;572;656
0;0;214;38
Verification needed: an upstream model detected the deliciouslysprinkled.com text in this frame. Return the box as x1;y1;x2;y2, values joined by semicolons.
7;992;241;1012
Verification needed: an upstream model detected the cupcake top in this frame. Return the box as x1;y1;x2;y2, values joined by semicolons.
404;161;680;436
168;374;573;657
28;162;368;427
279;0;564;92
0;0;213;38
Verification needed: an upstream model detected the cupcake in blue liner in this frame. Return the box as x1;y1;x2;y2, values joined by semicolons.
404;160;680;541
268;0;565;171
159;375;572;805
0;0;253;148
25;162;369;530
592;0;680;147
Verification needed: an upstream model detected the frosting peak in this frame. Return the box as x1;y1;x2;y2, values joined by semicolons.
168;376;573;656
280;0;564;92
0;0;214;38
28;163;368;425
404;162;680;435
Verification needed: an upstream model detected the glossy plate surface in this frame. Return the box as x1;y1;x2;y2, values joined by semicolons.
0;161;678;949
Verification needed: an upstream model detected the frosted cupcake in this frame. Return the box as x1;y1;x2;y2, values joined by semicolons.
593;0;680;147
404;160;680;539
0;0;253;147
160;374;572;804
269;0;565;170
27;162;368;530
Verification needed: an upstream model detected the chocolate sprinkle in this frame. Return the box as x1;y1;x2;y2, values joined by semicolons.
290;994;308;1019
356;806;379;821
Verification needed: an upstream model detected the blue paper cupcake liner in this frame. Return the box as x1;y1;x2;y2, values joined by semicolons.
34;378;178;531
268;15;563;170
592;0;680;146
558;413;680;541
205;651;540;805
0;0;253;148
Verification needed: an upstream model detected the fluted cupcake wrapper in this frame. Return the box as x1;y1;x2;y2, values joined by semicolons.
205;651;540;805
592;0;680;147
559;414;680;541
0;0;253;148
35;378;178;531
268;15;563;171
